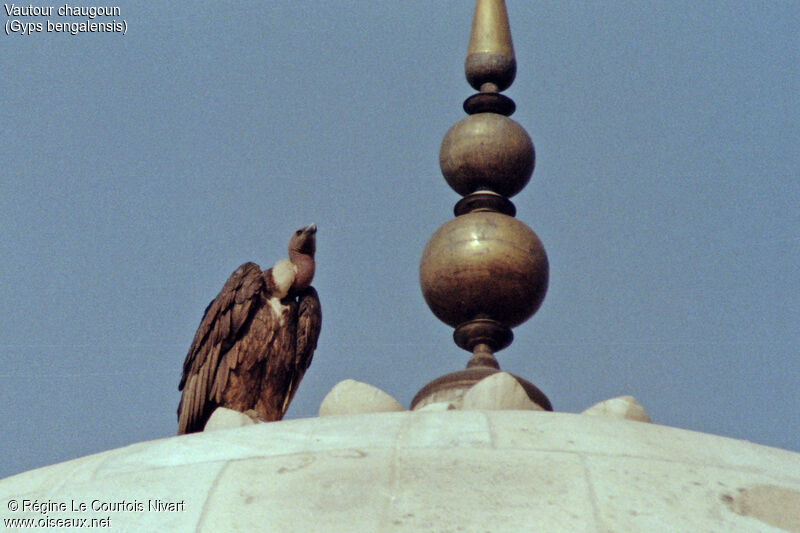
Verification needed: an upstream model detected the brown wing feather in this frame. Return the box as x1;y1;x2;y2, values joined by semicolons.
177;262;265;434
226;300;293;421
280;286;322;416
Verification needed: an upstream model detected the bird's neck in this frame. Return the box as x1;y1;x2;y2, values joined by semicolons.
289;252;315;291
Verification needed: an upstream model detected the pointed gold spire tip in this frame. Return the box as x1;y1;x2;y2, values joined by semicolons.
465;0;516;92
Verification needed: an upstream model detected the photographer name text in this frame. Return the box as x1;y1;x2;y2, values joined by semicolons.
9;498;185;514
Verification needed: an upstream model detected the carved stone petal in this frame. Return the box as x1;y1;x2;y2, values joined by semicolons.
318;379;404;417
581;395;651;423
462;371;544;411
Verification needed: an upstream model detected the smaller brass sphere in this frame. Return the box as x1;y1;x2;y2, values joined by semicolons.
419;212;548;329
439;113;534;198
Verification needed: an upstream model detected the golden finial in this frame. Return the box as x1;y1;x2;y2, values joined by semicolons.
413;0;551;411
465;0;516;92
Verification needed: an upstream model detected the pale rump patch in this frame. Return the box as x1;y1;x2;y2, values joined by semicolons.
271;258;296;299
267;297;289;326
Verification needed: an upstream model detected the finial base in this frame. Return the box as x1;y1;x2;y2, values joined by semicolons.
410;366;552;411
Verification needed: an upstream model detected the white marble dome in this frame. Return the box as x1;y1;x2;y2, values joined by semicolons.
2;410;799;532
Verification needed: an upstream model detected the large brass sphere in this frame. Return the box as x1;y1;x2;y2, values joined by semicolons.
419;212;548;328
439;113;534;198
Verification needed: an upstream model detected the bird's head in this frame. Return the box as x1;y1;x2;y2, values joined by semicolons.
288;223;316;257
288;224;316;291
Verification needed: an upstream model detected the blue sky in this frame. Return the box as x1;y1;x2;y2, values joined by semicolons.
1;1;798;479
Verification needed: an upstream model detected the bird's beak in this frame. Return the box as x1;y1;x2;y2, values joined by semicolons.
304;223;317;235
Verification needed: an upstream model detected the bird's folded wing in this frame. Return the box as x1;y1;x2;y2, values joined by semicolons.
281;286;322;415
177;262;265;434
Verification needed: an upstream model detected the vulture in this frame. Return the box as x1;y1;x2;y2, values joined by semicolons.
177;224;321;434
